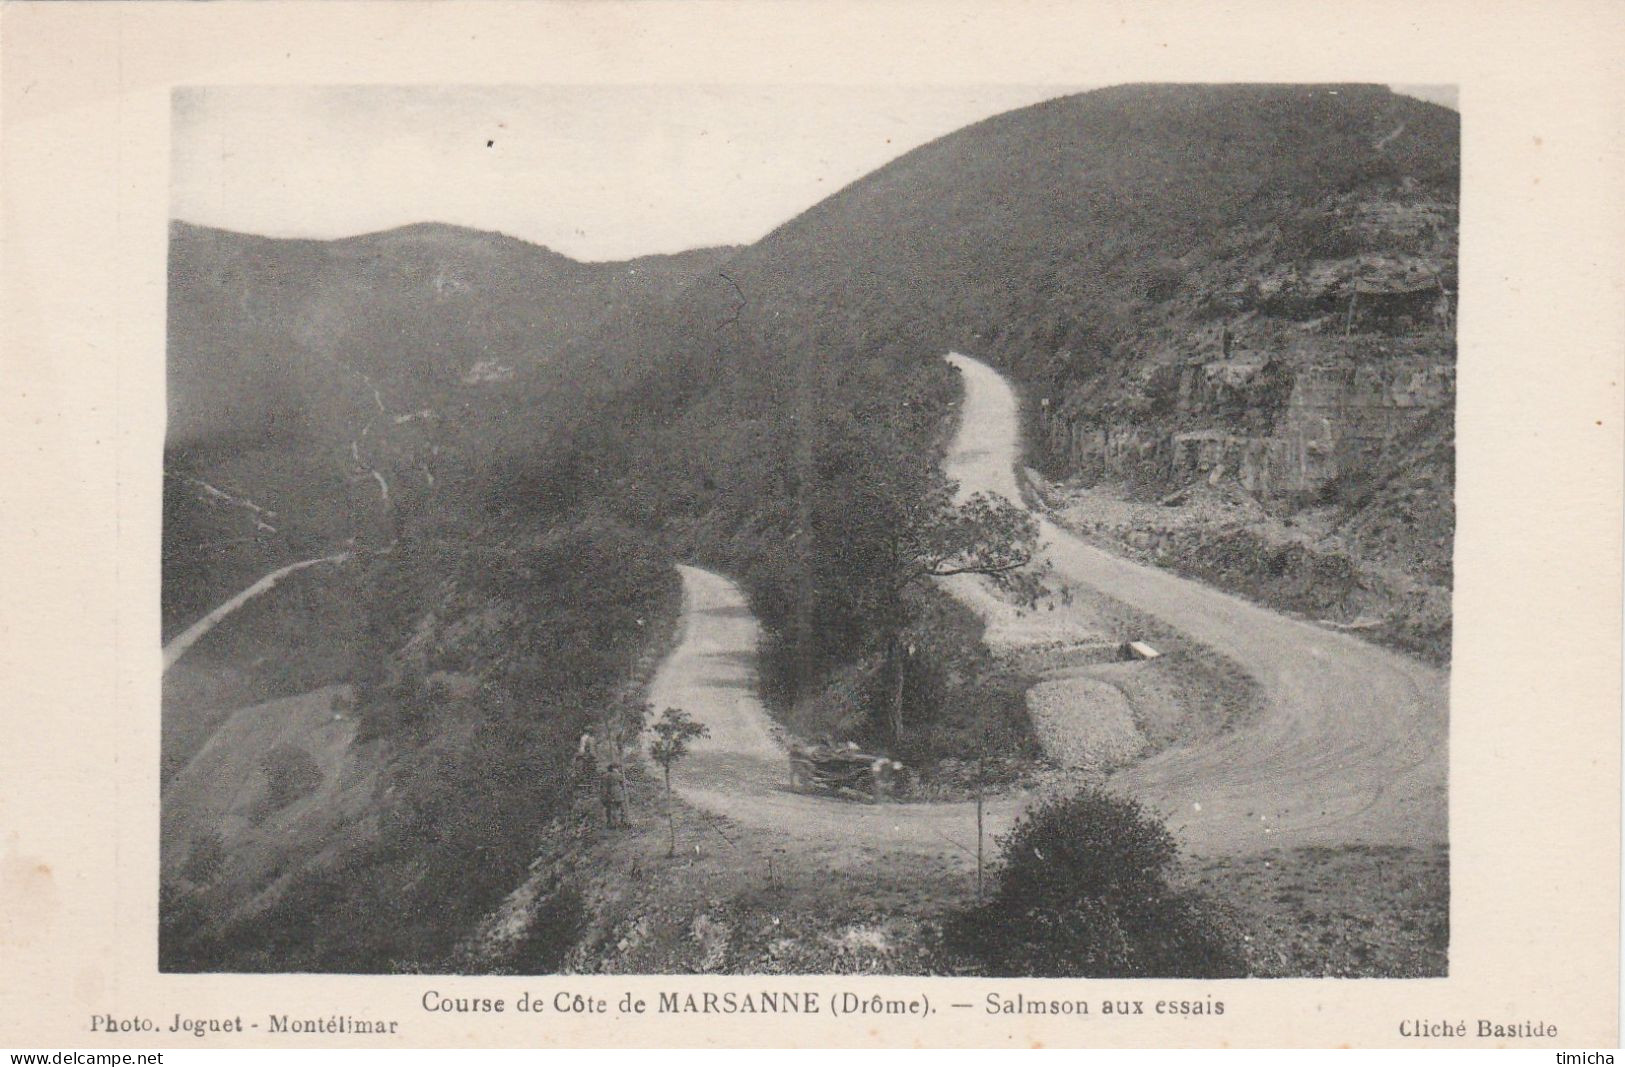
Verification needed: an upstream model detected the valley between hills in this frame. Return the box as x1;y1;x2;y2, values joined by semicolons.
161;84;1455;977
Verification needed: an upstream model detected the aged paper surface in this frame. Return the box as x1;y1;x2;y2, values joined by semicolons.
2;0;1620;1049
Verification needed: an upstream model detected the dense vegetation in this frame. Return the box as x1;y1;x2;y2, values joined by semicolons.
163;221;732;634
491;326;1043;766
163;84;1457;970
161;510;675;972
506;83;1453;669
950;788;1245;977
163;224;719;971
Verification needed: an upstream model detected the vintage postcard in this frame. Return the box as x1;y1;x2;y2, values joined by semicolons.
2;0;1620;1050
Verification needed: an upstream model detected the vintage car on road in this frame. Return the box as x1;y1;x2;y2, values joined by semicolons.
788;741;903;802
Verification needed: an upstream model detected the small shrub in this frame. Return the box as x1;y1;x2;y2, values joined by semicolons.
182;831;226;886
260;744;321;811
949;787;1246;977
1279;214;1363;262
508;885;588;974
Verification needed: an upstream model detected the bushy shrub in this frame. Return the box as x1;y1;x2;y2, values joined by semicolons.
260;743;321;811
508;885;588;974
181;831;226;886
949;788;1245;977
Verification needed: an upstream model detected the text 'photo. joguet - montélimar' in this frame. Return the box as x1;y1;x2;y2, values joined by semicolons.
160;83;1456;979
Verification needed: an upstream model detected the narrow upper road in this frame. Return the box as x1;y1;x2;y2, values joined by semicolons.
944;352;1447;853
162;553;352;673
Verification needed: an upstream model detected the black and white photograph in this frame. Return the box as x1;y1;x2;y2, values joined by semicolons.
155;82;1460;979
9;0;1625;1051
157;82;1459;979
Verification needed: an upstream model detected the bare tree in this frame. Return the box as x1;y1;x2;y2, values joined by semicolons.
648;707;710;857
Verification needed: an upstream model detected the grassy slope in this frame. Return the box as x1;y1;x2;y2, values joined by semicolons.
160;516;680;973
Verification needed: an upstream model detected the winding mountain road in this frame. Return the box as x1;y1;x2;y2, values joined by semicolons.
162;553;352;673
645;353;1447;859
944;353;1447;853
647;564;1019;865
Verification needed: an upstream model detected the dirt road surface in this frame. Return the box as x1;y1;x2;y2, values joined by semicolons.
944;352;1447;854
643;354;1445;861
162;552;353;673
646;564;1020;867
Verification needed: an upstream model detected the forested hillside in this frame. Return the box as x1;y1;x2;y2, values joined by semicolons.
162;224;723;971
164;221;733;634
502;83;1458;709
163;84;1457;972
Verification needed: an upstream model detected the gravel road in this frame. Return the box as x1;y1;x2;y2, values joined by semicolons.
641;353;1446;860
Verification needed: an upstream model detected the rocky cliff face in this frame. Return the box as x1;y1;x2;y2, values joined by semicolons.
1030;180;1456;516
1014;170;1455;661
1045;353;1453;500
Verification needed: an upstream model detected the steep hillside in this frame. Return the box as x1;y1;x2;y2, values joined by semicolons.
162;221;717;972
161;516;679;972
164;222;734;633
168;220;734;447
162;83;1458;972
520;83;1457;687
545;83;1453;395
